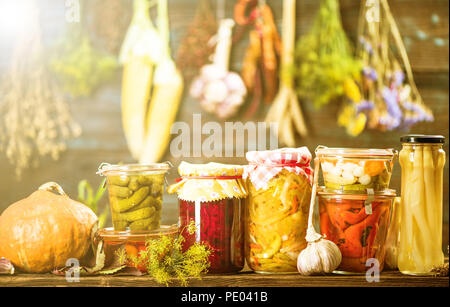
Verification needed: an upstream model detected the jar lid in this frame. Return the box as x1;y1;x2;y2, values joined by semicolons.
97;162;171;176
315;146;395;158
178;162;244;177
168;162;247;202
400;135;445;144
96;224;178;243
318;187;396;199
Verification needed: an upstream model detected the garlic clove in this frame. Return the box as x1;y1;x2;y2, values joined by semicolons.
0;257;14;275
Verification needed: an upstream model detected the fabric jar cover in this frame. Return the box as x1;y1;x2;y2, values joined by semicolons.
167;162;247;202
243;147;314;191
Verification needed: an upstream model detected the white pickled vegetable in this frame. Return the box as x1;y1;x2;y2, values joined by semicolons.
352;166;364;177
359;174;371;185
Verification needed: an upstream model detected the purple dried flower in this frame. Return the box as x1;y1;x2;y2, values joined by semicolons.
356;100;375;113
382;86;403;122
394;71;405;87
362;67;378;81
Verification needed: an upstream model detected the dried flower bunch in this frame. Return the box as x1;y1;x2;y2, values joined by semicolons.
0;0;81;177
338;0;434;135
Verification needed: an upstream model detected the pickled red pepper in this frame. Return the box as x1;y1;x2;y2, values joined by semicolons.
319;193;393;272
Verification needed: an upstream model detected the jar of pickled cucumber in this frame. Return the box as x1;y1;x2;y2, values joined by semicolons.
97;163;170;232
398;135;446;275
243;148;313;273
168;162;247;274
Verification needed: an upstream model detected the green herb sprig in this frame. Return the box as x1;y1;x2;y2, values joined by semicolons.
124;221;211;286
78;178;109;228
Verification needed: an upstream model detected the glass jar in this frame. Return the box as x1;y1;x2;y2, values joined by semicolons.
168;162;247;274
97;163;170;231
94;225;178;272
398;135;446;275
244;148;313;273
315;146;397;193
318;189;396;274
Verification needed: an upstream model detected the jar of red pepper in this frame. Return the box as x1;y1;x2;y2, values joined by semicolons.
168;162;247;273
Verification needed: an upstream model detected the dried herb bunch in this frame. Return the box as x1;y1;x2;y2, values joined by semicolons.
119;222;211;286
175;0;218;82
87;0;132;55
294;0;362;110
0;0;81;178
50;0;118;97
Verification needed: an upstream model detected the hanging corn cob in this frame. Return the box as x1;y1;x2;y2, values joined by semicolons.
139;0;184;163
339;0;433;134
265;0;307;147
119;0;163;160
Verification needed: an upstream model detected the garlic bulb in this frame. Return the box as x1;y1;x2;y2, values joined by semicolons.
297;158;342;275
297;237;342;275
189;19;247;119
0;257;14;275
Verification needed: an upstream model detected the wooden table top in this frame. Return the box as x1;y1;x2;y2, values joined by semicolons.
0;270;448;287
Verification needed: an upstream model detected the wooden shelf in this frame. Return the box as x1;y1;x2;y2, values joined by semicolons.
0;270;447;287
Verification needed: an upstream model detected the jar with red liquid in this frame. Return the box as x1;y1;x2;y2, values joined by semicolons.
318;189;396;274
168;162;247;273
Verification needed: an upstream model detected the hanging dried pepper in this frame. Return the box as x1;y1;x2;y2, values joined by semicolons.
235;0;281;117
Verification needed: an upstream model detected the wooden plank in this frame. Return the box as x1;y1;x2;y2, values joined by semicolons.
0;271;447;287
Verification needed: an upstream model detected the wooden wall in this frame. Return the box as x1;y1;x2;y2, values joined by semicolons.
0;0;448;235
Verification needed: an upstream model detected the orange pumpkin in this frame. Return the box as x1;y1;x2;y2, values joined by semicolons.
0;182;98;273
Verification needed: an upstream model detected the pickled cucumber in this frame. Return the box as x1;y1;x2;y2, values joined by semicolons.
109;185;133;198
151;183;164;196
129;217;154;231
112;186;149;212
128;195;162;211
112;220;129;230
116;206;155;222
107;172;165;231
128;176;140;191
108;176;130;187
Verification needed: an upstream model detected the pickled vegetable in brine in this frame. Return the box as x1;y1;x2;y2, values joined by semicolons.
246;170;311;273
398;137;446;275
108;173;164;231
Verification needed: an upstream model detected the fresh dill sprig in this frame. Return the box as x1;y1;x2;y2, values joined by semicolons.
127;221;211;286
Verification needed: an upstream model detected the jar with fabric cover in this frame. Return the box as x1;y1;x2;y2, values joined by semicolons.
244;147;313;273
168;162;247;273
